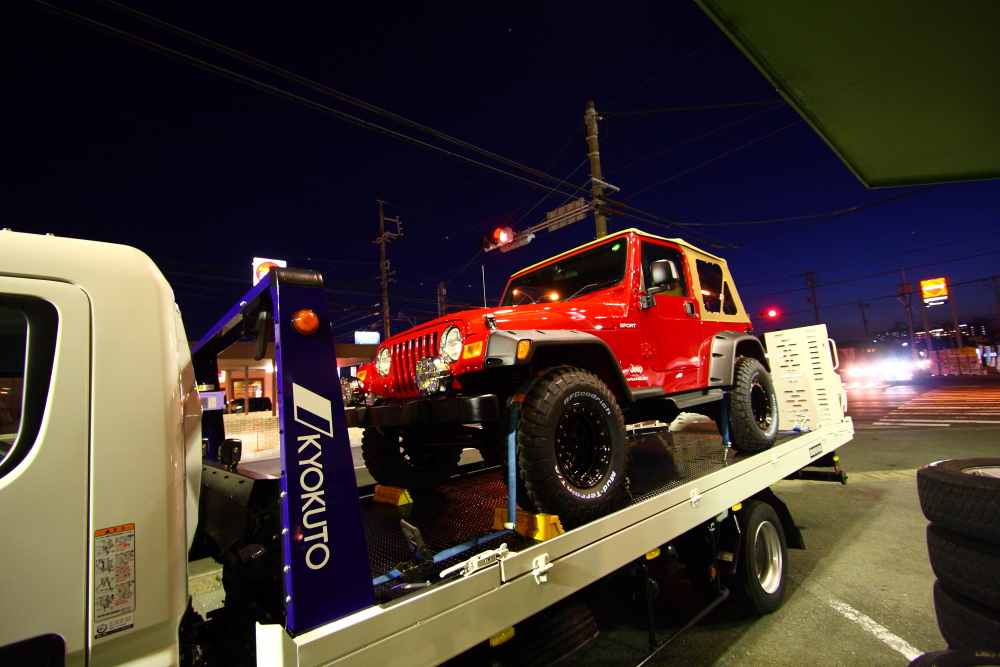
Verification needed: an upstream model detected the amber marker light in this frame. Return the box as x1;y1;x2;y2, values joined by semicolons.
462;341;484;359
292;309;320;335
517;339;531;360
548;292;559;301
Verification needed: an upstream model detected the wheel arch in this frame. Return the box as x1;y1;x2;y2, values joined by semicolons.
708;331;769;387
484;329;633;404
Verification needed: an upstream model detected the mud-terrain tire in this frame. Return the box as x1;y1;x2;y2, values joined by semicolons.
927;523;1000;611
909;650;1000;666
731;500;788;614
934;580;1000;651
917;459;1000;545
360;427;462;490
727;358;778;454
517;367;629;528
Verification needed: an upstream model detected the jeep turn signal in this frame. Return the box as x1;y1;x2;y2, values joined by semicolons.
292;309;320;335
516;339;531;360
462;341;484;359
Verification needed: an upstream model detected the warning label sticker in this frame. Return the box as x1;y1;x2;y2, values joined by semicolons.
94;523;136;639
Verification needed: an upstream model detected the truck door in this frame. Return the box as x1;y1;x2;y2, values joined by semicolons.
637;241;702;374
0;278;91;667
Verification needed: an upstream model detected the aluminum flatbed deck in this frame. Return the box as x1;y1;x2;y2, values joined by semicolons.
254;416;853;666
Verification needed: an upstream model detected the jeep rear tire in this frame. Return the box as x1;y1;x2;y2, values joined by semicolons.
517;367;629;528
360;427;463;490
727;358;778;454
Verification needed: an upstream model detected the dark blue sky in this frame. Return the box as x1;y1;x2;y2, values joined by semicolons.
3;1;998;343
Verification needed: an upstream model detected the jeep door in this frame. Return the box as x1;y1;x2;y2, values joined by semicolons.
637;240;702;379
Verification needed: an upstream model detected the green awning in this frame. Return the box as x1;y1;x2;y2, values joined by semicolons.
696;1;1000;187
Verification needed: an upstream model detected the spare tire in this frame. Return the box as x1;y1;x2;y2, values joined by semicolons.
908;649;1000;666
917;459;1000;545
927;523;1000;611
934;580;1000;651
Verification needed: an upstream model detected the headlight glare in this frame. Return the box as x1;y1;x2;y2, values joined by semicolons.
376;348;391;377
440;326;464;363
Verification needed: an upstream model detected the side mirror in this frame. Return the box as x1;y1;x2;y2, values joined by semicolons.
649;259;679;290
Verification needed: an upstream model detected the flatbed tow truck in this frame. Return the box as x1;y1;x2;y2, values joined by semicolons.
0;231;852;666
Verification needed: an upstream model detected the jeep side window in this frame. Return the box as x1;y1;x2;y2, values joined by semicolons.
722;281;738;315
696;260;725;313
0;304;28;466
640;243;687;297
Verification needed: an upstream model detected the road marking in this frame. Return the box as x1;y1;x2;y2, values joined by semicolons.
791;568;923;661
826;599;923;661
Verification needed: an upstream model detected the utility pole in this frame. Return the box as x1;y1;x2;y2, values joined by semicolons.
993;277;1000;333
584;101;608;239
372;201;402;340
437;282;447;318
857;300;871;339
947;277;962;348
899;268;919;364
805;271;820;325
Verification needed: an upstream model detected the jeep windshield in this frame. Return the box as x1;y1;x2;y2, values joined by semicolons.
501;237;629;306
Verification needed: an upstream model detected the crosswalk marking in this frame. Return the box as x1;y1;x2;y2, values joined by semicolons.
869;385;1000;428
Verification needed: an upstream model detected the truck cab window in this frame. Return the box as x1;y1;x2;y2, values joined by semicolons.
641;242;688;297
696;260;724;313
0;304;27;464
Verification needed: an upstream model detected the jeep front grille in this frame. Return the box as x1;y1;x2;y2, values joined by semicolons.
390;331;439;393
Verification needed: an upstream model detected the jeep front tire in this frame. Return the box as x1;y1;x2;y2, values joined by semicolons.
517;367;629;528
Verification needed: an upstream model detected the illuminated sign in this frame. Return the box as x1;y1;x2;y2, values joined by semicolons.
252;257;287;285
920;277;948;306
354;331;380;345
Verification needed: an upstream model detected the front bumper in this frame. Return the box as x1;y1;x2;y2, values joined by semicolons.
346;394;500;429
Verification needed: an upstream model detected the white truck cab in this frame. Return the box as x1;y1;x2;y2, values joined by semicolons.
0;230;201;666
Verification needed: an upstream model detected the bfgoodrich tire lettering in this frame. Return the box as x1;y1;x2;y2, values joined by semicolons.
517;367;629;528
918;458;1000;545
360;427;462;490
727;357;778;454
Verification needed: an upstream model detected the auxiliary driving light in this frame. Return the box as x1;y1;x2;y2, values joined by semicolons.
415;357;453;396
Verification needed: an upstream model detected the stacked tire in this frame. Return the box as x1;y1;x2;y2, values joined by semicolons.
916;458;1000;653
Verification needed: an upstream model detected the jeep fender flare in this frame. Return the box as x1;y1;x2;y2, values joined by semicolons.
484;329;636;404
708;331;769;387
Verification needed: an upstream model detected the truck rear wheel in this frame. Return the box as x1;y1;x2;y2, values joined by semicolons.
360;427;462;490
727;358;778;454
517;367;629;528
731;499;788;614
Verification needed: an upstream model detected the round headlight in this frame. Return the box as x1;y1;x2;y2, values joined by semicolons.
440;326;464;363
376;347;391;377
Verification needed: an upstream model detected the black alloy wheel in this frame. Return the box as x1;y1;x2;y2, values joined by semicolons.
516;367;629;528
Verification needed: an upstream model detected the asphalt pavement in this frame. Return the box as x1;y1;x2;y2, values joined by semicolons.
573;425;999;667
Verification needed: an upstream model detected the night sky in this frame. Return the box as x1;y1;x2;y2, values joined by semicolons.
4;1;998;344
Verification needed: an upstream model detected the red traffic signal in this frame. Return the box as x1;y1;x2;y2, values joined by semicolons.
493;227;513;245
766;308;778;318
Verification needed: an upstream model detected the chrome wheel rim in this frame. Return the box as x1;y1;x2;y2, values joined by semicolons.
754;520;783;594
962;465;1000;479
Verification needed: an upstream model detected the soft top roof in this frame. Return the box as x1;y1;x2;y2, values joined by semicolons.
511;228;724;278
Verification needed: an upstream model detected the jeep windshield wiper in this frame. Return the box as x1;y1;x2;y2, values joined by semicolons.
563;278;619;301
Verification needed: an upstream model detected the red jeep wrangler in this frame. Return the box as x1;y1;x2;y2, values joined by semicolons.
346;228;777;526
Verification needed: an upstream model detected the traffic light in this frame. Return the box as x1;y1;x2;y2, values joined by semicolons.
766;308;778;318
480;226;534;252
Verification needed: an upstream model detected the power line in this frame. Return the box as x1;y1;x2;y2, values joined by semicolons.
603;100;783;117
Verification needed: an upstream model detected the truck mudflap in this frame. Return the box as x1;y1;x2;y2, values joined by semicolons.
346;394;500;429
